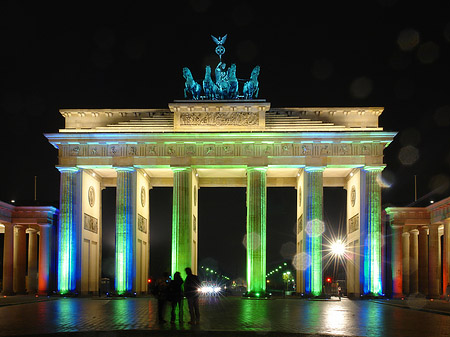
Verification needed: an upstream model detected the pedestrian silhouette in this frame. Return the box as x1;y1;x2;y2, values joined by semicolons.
155;271;170;323
169;271;184;323
184;267;200;324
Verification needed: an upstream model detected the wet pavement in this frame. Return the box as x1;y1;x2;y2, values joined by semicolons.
1;295;450;337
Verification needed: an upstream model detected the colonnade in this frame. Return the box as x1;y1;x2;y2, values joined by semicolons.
387;200;450;298
1;203;57;295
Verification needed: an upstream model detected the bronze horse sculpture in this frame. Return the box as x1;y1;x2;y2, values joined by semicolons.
183;67;201;100
243;66;260;99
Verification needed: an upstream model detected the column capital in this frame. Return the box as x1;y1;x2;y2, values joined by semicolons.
363;165;385;171
305;166;325;172
114;166;135;172
410;229;419;235
247;166;268;172
56;166;79;173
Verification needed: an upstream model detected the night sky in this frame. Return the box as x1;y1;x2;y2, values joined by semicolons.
1;1;450;282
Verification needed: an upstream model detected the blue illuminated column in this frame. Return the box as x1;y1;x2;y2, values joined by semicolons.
304;167;324;296
362;166;383;295
115;167;136;295
57;167;79;294
246;167;267;295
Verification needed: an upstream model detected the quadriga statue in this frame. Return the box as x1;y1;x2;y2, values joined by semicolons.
183;67;201;100
243;66;260;99
203;65;218;100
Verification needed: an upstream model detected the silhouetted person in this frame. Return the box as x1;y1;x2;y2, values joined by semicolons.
169;271;184;323
155;271;170;323
184;267;200;324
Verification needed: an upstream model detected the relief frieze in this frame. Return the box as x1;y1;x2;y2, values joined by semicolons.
59;140;382;159
180;111;259;126
138;214;147;234
348;213;359;234
84;213;98;234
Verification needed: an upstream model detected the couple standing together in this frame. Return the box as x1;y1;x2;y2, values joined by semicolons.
157;267;200;325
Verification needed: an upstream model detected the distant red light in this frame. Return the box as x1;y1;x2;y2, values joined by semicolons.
147;279;152;283
326;277;332;283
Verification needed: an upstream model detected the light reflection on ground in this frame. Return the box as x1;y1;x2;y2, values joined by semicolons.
0;297;450;336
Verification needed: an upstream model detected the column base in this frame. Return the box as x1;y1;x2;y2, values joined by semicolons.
1;290;15;296
243;291;271;299
392;292;405;299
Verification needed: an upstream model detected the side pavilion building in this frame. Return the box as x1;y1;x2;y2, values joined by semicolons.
44;100;396;297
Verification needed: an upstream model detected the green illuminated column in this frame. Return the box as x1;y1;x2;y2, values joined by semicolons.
115;167;136;295
246;167;267;295
363;166;383;295
172;168;197;277
304;167;324;296
57;167;79;294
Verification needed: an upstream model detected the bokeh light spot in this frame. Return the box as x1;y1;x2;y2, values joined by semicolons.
292;252;311;271
305;219;325;237
350;77;373;99
242;232;261;250
398;145;419;166
397;28;420;51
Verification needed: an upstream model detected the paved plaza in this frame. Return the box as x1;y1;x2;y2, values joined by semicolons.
1;296;450;337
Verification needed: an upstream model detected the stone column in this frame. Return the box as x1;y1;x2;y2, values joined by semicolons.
428;224;440;298
362;167;383;295
13;225;27;294
27;229;38;293
391;223;403;298
57;167;79;294
418;226;429;295
2;224;14;295
304;167;324;296
38;224;51;295
402;231;410;295
444;220;450;295
171;167;196;277
246;167;267;295
115;167;136;295
409;229;419;294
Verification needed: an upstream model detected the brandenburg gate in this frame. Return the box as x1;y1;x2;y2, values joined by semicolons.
45;101;396;296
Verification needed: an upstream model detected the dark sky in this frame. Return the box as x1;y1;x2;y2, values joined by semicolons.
1;1;450;280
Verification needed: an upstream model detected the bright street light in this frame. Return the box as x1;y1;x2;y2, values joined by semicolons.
331;239;345;256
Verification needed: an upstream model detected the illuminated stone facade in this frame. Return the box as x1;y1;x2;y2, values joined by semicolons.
385;197;450;298
0;202;58;295
45;100;395;296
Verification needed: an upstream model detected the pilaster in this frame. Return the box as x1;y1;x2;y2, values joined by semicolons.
246;167;267;295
